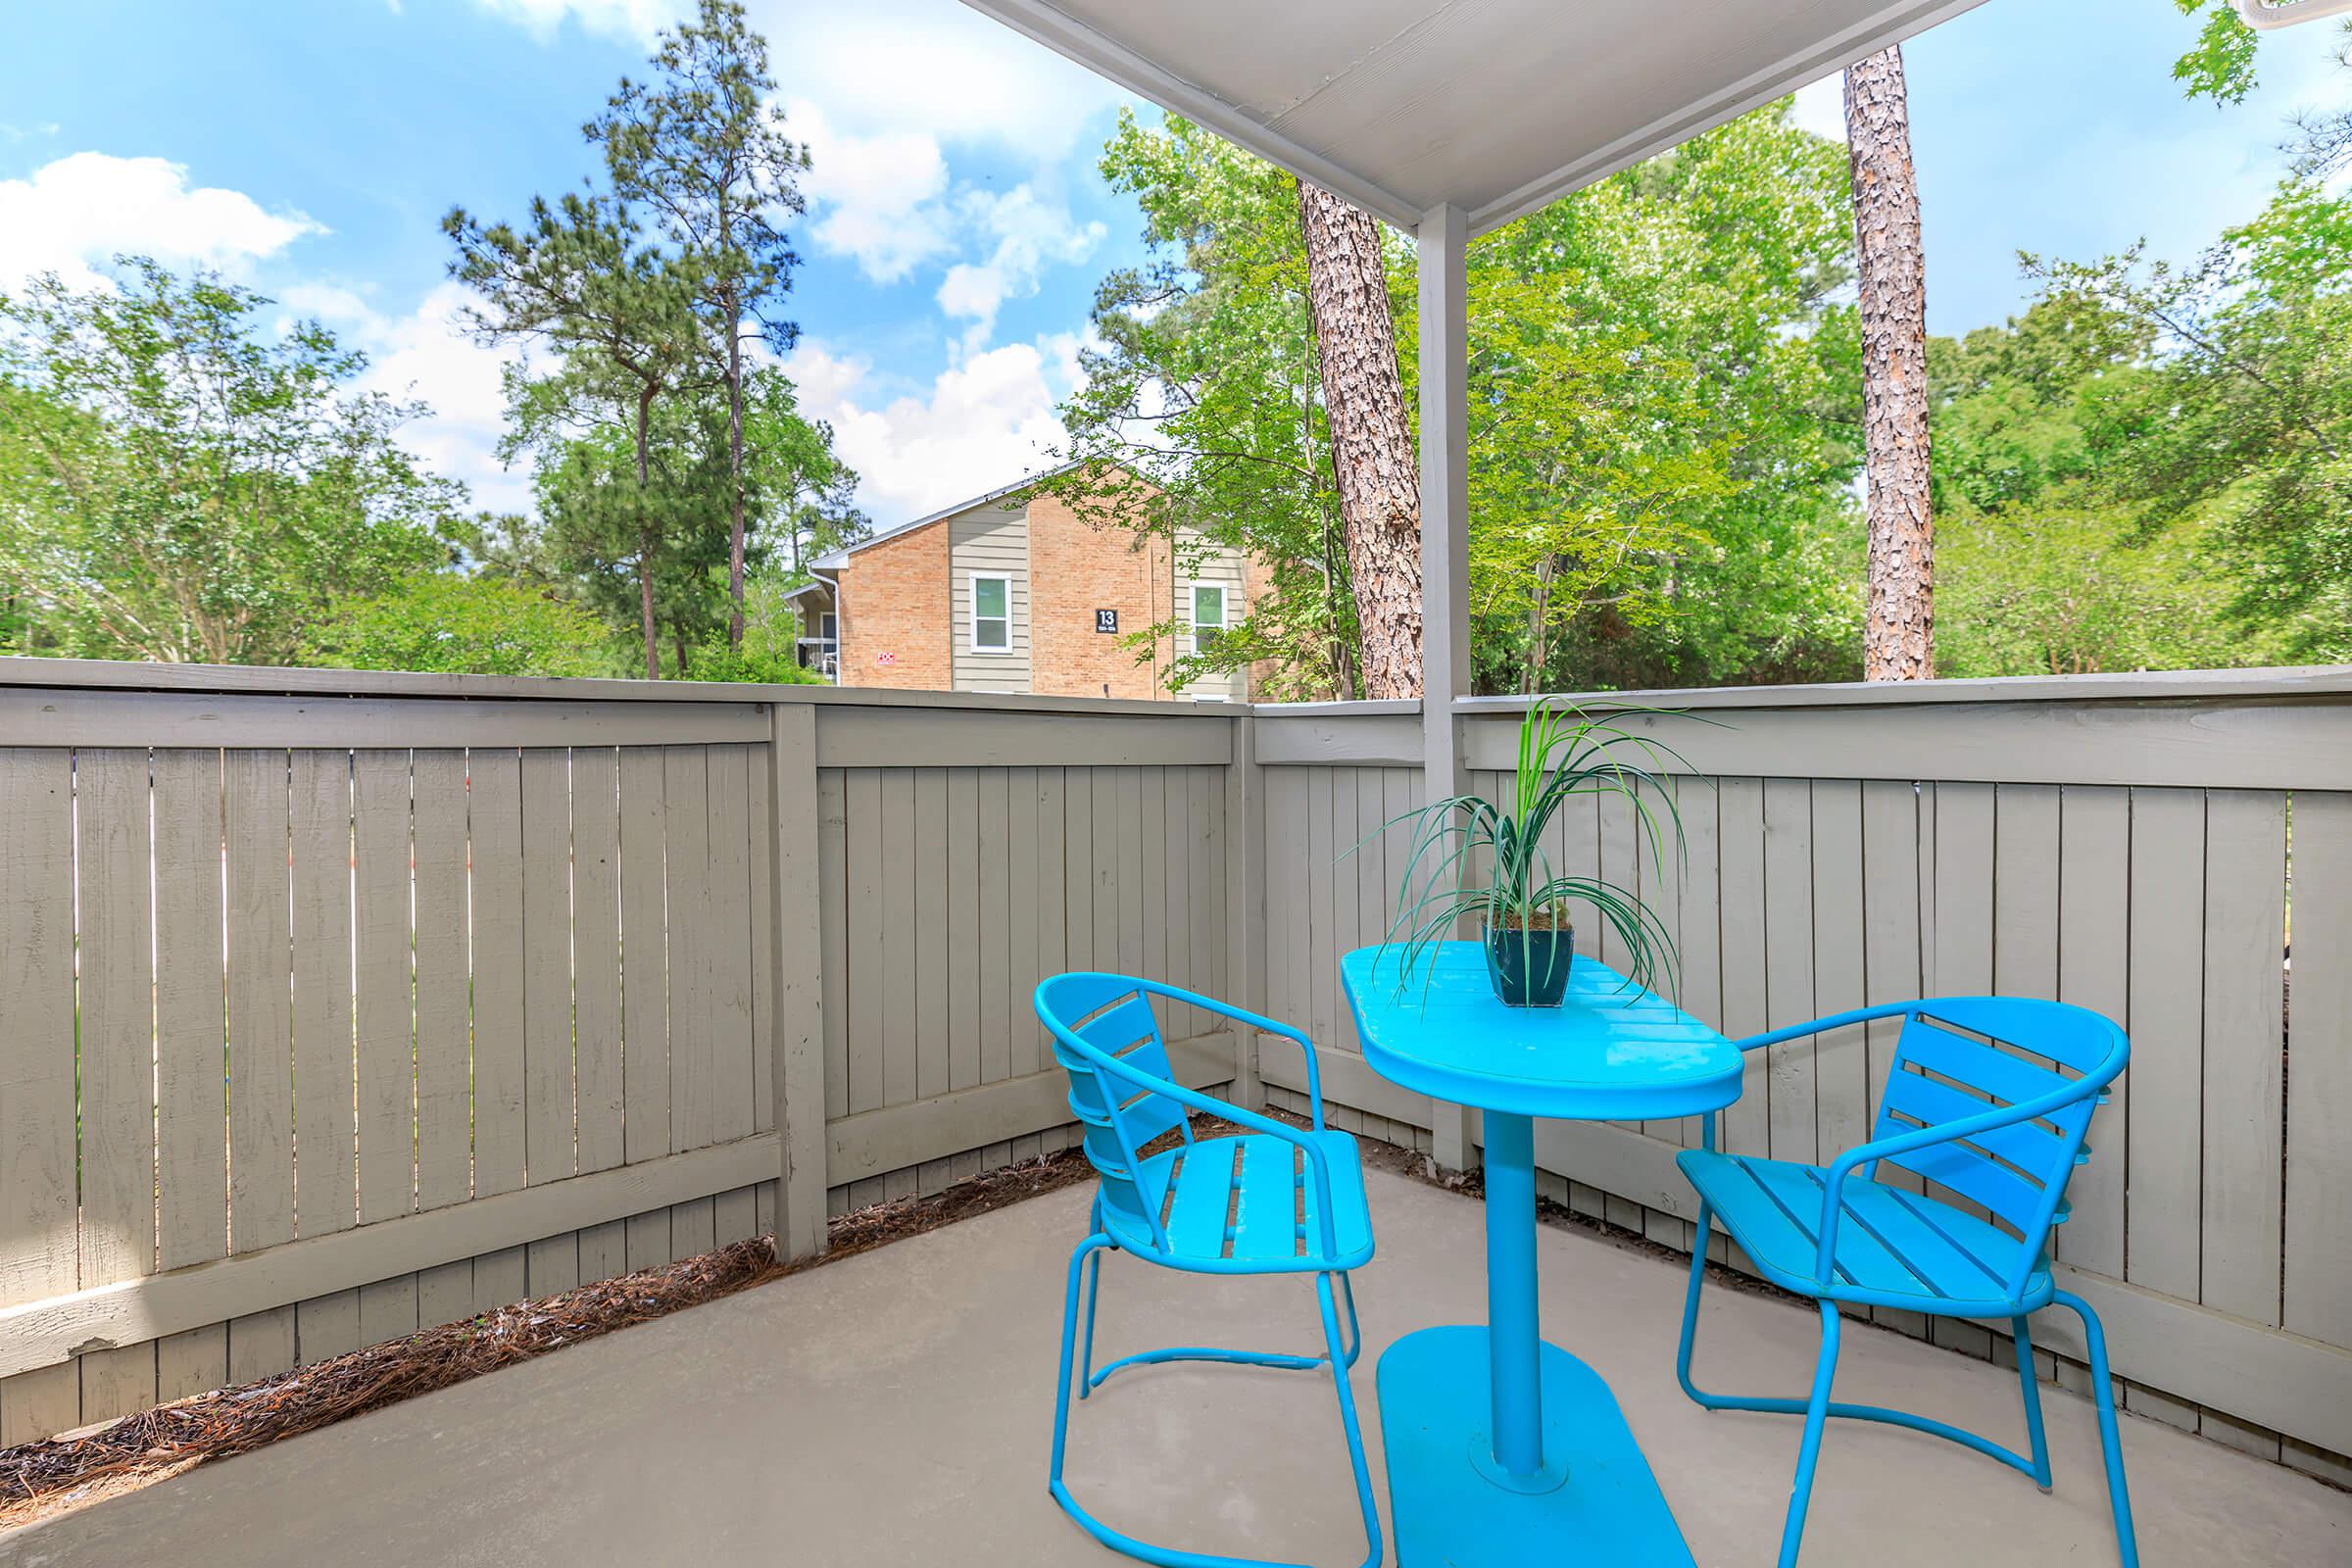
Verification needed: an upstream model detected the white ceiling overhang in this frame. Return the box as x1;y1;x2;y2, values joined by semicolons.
960;0;1986;235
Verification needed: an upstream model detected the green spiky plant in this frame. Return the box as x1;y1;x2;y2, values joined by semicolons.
1386;700;1694;1006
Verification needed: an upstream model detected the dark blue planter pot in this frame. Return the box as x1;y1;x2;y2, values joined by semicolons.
1484;921;1574;1007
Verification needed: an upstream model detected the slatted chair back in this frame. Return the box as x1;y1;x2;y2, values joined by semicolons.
1037;971;1194;1254
1868;997;2126;1296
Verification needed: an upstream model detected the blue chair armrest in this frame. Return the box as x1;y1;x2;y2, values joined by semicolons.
1700;1003;1921;1152
1084;1041;1345;1261
1812;1075;2114;1287
1129;978;1327;1133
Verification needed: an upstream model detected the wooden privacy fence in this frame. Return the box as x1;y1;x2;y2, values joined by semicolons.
0;665;1243;1446
1255;674;2352;1475
1;660;2347;1476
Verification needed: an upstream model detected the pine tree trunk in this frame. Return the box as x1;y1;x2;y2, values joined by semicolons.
638;545;660;681
727;311;748;650
635;384;662;681
1844;45;1935;681
1297;180;1424;700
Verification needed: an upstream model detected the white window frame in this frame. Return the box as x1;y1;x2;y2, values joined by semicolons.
1188;580;1229;656
817;611;838;643
968;572;1012;655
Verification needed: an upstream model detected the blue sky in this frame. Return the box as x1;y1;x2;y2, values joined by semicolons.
2;0;2346;525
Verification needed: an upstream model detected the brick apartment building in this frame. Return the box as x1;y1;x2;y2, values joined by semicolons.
785;471;1256;702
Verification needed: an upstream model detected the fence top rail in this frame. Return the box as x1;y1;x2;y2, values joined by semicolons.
9;656;2352;722
0;656;1220;720
1450;665;2352;712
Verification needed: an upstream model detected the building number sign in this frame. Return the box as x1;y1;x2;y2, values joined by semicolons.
1096;610;1118;634
875;651;898;666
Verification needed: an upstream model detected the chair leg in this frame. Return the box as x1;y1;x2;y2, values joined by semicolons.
1047;1248;1381;1568
2011;1312;2053;1490
1776;1301;1842;1568
1052;1233;1111;1490
1674;1201;1713;1408
1082;1267;1351;1393
1333;1270;1363;1370
1315;1271;1384;1568
1077;1245;1105;1399
2052;1289;2140;1568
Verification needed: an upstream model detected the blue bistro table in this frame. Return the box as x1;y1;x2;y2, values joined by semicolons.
1341;942;1743;1566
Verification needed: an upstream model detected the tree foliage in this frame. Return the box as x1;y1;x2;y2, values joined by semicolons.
1048;112;1357;699
1060;102;1865;698
300;567;621;677
1452;104;1864;692
0;259;466;664
594;0;809;647
449;0;843;681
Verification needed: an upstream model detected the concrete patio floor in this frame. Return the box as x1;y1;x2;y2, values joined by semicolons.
5;1164;2344;1568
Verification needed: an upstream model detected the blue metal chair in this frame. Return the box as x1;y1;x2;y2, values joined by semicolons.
1035;972;1382;1568
1674;997;2139;1568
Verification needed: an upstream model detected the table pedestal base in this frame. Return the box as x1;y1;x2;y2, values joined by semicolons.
1376;1325;1694;1566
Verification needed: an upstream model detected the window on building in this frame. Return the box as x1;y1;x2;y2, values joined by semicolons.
816;612;838;644
970;574;1010;652
1190;582;1227;655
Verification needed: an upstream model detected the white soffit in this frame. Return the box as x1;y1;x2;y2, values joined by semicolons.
960;0;1986;235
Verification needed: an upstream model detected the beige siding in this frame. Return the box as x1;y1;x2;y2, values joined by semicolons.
951;503;1031;694
1175;526;1248;702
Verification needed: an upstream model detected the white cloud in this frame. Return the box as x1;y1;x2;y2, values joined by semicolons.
464;0;1130;163
1791;74;1847;143
285;281;535;516
748;1;1127;165
785;332;1087;518
790;98;956;283
466;0;682;45
0;152;323;290
936;185;1106;352
358;285;536;516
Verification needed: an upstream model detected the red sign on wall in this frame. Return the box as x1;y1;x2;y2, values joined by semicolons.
875;651;898;665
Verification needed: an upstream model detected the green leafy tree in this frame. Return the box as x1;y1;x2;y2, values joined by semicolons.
2021;189;2352;661
595;0;809;650
512;382;736;674
1457;102;1866;692
1062;101;1863;700
1433;270;1737;693
0;259;464;664
300;570;622;677
1936;494;2269;675
740;366;866;580
2170;0;2266;104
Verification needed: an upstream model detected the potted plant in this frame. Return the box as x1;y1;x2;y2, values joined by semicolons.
1386;700;1689;1007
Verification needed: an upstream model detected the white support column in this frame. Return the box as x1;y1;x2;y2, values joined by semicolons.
1418;201;1478;1174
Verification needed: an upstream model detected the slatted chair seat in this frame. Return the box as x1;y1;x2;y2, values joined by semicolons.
1110;1130;1374;1272
1677;1149;2051;1316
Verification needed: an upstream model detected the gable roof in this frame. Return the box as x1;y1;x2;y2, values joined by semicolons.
809;462;1081;574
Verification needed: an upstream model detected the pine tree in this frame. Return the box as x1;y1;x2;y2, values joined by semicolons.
594;0;809;652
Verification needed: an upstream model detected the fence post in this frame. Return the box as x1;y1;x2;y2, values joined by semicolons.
1226;710;1267;1108
767;700;829;1259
